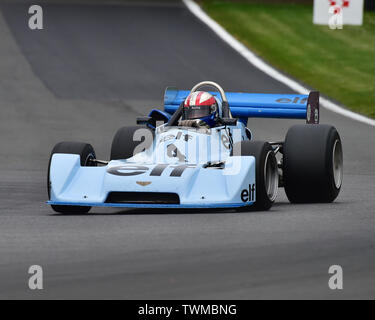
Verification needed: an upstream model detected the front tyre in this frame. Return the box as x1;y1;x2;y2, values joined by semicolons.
232;141;278;211
110;126;154;160
47;142;96;214
283;124;343;203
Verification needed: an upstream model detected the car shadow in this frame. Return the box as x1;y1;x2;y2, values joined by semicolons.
51;206;277;216
49;200;347;216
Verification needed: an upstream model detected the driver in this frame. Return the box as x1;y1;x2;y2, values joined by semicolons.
179;91;219;128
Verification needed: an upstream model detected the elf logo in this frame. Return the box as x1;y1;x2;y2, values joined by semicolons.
241;184;255;202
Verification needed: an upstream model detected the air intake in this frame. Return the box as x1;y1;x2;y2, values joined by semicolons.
105;192;180;204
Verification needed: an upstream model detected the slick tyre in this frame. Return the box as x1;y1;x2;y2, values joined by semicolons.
283;124;343;203
110;126;154;160
232;141;278;211
48;142;96;214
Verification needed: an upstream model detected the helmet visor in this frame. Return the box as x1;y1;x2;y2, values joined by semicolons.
183;105;211;120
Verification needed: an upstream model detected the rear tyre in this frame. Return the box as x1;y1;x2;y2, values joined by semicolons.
232;141;278;211
283;124;343;203
48;142;96;214
110;126;154;160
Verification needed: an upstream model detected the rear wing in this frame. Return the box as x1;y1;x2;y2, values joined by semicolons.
164;87;319;124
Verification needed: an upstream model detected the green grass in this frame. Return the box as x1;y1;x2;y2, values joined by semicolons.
201;1;375;118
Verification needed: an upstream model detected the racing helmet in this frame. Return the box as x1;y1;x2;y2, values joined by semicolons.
183;91;218;127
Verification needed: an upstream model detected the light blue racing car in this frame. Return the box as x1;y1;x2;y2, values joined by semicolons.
47;81;343;213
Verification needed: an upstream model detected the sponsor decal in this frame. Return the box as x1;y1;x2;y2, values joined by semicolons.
107;164;196;177
136;181;152;186
241;184;255;202
159;134;175;143
107;165;148;176
276;97;307;104
159;133;193;143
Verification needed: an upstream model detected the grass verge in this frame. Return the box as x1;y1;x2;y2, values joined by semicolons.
201;1;375;118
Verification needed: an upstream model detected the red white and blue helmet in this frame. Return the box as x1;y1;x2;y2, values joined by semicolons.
183;91;218;126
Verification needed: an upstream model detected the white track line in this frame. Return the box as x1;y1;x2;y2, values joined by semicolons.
183;0;375;127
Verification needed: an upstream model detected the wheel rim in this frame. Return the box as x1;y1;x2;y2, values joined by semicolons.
264;151;278;202
332;139;343;189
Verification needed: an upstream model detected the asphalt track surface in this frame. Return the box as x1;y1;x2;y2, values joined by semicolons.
0;1;374;299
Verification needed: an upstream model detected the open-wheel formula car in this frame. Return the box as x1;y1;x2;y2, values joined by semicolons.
47;81;343;213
